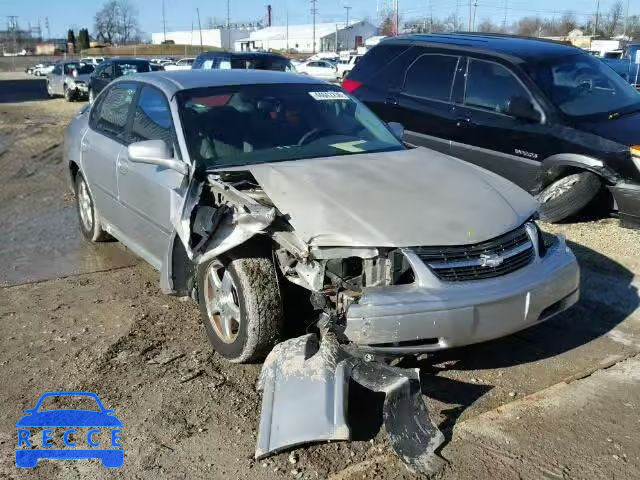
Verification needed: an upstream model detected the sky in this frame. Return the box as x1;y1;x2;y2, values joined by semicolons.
1;0;634;38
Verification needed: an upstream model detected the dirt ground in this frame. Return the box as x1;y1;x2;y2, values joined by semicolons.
0;73;639;479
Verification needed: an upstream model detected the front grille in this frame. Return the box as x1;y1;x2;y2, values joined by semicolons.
414;224;535;282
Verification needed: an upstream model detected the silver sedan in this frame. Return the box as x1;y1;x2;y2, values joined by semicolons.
64;70;579;363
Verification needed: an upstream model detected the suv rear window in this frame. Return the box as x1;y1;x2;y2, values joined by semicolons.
403;54;459;101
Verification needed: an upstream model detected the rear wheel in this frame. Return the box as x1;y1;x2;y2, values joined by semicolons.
537;171;602;223
197;253;283;363
64;85;74;102
46;81;54;98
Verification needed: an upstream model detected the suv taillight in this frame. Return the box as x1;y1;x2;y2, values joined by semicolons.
342;79;362;93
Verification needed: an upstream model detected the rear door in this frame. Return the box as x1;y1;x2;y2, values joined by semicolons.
450;57;549;191
395;52;461;154
81;82;138;228
116;84;187;269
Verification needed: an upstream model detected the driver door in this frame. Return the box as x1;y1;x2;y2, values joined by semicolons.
450;57;552;191
116;84;188;269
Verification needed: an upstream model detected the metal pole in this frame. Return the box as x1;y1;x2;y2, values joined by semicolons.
286;9;289;51
624;0;630;37
162;0;166;42
345;6;351;27
469;0;473;31
394;0;399;35
595;0;600;36
197;8;203;52
311;0;317;53
472;0;478;31
335;23;338;52
227;0;231;49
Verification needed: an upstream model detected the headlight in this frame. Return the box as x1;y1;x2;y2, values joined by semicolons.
631;146;640;172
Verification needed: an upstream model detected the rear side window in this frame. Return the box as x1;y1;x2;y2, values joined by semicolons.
92;84;137;142
403;54;459;101
351;44;408;77
130;86;176;148
464;59;531;113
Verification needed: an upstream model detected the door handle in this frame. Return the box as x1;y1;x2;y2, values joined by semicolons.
385;97;398;105
456;117;473;127
118;157;130;175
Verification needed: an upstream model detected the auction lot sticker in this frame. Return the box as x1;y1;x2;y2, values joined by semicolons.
309;91;350;101
15;391;123;468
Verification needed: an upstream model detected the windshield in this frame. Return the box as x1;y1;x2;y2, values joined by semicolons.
178;84;403;169
526;53;640;119
115;62;151;75
230;56;293;72
64;63;94;75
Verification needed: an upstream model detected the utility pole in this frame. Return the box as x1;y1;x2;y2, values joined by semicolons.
44;16;50;40
286;9;289;51
197;8;203;52
394;0;399;35
502;0;508;31
624;0;630;37
472;0;478;31
594;0;600;36
311;0;318;53
468;0;473;31
344;6;352;27
162;0;166;42
226;0;231;49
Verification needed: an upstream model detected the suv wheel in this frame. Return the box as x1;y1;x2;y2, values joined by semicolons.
197;254;283;363
64;85;73;102
537;171;602;223
75;173;109;242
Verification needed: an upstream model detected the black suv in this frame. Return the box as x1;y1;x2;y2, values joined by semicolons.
345;34;640;227
88;58;152;103
191;51;294;72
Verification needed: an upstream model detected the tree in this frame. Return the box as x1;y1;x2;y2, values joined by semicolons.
380;13;396;36
77;28;91;50
515;16;544;36
67;29;76;48
558;11;577;35
477;18;499;33
604;1;624;37
94;0;140;44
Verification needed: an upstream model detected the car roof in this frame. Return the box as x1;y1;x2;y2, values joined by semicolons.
115;69;328;96
383;33;581;63
106;57;150;63
197;50;287;59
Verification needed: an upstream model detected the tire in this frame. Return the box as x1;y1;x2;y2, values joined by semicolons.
64;85;73;102
197;253;283;363
46;81;54;98
74;173;109;242
88;88;95;104
537;171;602;223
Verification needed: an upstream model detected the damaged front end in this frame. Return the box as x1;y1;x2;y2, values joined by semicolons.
173;170;445;474
256;331;445;475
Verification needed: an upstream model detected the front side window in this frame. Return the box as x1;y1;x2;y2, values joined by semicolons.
526;53;640;119
177;84;404;168
403;54;459;101
130;86;175;147
64;63;94;75
52;65;62;75
464;59;532;113
114;62;151;77
93;84;137;142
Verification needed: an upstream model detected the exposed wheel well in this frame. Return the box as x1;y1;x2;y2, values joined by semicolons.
69;160;80;183
540;165;614;213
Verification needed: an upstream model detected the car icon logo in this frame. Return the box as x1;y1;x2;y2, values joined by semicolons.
15;391;123;468
479;253;504;268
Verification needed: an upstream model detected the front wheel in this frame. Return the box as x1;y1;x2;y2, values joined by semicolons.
75;173;109;242
197;254;283;363
64;86;74;102
537;171;602;223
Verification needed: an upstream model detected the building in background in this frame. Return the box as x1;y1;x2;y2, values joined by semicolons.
151;26;257;50
235;20;378;53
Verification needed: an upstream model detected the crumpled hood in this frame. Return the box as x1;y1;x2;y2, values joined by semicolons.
217;148;538;247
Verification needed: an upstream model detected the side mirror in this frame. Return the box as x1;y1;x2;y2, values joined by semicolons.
505;96;542;123
128;140;189;176
387;121;405;140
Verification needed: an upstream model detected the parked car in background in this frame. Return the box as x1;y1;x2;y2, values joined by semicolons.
346;34;640;227
47;61;94;101
150;63;165;71
88;58;152;103
296;60;338;81
164;58;195;71
191;51;294;72
64;69;579;363
80;56;105;66
32;62;55;76
336;54;363;79
600;43;640;88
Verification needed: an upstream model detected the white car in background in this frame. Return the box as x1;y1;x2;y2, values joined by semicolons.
164;58;195;71
337;54;363;79
80;57;105;66
296;60;338;81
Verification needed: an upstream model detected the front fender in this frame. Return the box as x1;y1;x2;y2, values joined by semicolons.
540;153;620;190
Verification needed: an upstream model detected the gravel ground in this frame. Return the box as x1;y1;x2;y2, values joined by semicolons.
0;74;639;479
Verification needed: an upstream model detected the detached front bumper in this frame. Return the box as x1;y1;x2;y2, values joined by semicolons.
344;237;580;354
611;182;640;228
